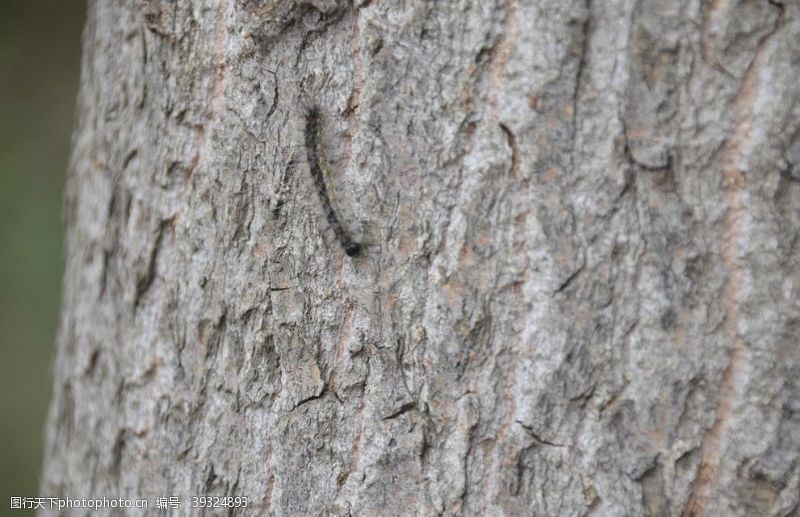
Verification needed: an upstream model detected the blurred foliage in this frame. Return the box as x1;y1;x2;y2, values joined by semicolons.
0;1;85;514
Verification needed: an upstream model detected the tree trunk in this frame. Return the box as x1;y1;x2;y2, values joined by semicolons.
42;0;800;515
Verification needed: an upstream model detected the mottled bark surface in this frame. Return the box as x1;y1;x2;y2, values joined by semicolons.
42;0;800;515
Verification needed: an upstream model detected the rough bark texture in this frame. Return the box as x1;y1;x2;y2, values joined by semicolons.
42;0;800;515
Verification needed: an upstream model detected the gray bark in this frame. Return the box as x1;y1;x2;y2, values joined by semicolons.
42;0;800;515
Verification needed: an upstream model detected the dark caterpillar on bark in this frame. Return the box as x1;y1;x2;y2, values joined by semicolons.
304;105;362;257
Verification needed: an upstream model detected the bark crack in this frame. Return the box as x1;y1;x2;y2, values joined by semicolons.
571;0;592;163
553;257;586;295
516;421;564;447
382;401;417;421
133;216;173;310
499;123;520;179
291;383;328;411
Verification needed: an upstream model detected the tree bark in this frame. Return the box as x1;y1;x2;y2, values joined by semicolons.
42;0;800;515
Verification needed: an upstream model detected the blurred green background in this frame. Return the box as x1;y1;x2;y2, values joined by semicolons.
0;1;85;514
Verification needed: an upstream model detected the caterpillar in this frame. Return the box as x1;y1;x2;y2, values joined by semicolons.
304;105;362;257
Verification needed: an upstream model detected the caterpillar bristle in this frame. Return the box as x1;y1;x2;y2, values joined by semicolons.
303;105;361;258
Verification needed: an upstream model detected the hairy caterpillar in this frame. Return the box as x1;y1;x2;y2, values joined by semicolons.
304;105;362;257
